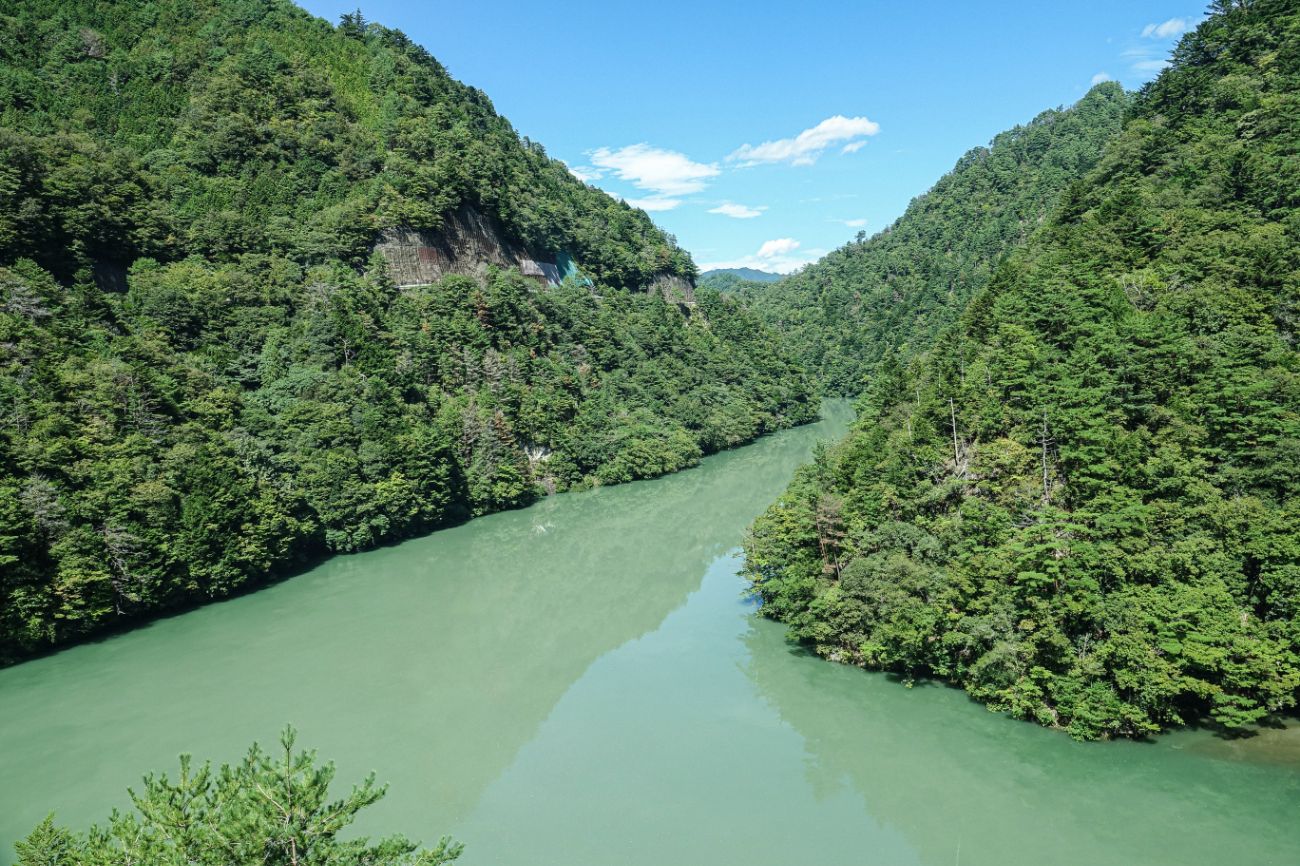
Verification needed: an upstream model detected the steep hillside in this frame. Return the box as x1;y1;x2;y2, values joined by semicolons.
0;2;694;289
745;0;1300;738
0;0;816;662
743;83;1128;392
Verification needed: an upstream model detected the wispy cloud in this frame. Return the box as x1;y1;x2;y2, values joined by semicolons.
834;217;869;228
565;163;604;183
1091;71;1112;85
1121;41;1175;78
588;144;719;200
1142;17;1189;39
729;115;881;167
801;193;859;204
1133;59;1171;73
708;202;767;219
626;196;682;212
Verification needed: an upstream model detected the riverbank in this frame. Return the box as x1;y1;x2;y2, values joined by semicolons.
3;401;1297;866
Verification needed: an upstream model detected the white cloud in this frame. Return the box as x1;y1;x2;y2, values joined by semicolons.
841;140;868;154
696;254;814;275
708;202;767;219
1091;72;1112;85
698;238;821;275
729;115;881;167
1142;18;1188;39
757;238;800;258
625;196;682;212
839;218;869;228
587;143;719;197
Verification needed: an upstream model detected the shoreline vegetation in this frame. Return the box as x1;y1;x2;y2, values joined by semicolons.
743;0;1300;740
5;0;1300;862
0;0;816;665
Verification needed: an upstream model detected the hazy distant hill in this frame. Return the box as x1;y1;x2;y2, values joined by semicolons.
700;267;784;284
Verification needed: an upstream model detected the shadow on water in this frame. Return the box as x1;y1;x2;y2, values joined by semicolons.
4;411;828;671
742;619;1300;866
0;402;855;859
873;661;1300;748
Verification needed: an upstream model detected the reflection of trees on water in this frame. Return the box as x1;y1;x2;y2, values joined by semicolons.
741;620;1300;866
0;405;853;854
343;408;852;832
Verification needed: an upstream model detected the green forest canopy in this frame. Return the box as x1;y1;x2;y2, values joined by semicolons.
745;0;1300;739
741;82;1128;393
0;0;817;663
14;729;462;866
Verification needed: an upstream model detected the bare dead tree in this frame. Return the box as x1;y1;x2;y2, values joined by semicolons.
1038;410;1056;503
2;274;52;319
101;523;144;615
949;398;961;467
814;494;847;580
20;476;68;537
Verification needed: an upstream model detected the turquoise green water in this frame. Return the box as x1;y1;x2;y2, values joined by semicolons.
2;402;1297;865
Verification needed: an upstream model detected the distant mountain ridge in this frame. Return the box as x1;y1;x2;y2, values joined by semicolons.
699;267;784;284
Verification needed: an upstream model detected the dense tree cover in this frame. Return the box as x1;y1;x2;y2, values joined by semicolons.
16;728;462;866
696;270;780;295
0;0;694;287
697;268;783;291
0;0;816;663
745;0;1300;739
740;83;1128;393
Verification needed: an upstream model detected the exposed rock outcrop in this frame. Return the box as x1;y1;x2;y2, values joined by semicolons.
649;273;696;307
375;205;563;287
376;206;695;306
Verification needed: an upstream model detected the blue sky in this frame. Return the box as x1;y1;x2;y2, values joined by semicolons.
298;0;1205;273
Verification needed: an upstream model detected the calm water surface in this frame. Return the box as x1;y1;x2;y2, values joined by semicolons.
2;401;1297;865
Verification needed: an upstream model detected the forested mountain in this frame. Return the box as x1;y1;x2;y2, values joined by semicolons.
0;1;695;288
698;267;784;289
745;0;1300;739
711;267;783;282
0;0;816;663
741;83;1128;393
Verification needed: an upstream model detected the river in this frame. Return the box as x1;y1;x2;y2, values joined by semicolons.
1;401;1297;865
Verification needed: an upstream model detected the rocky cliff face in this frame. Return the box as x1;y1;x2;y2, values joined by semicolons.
375;205;563;287
376;206;696;302
648;274;696;307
